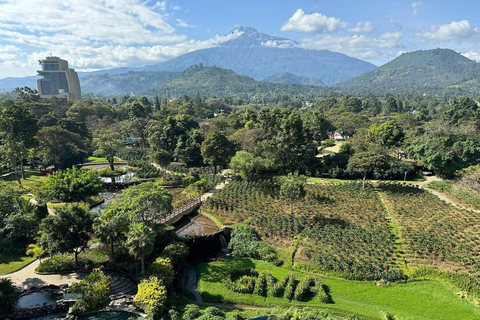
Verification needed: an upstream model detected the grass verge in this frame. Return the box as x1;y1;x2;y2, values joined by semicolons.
0;254;36;274
197;257;480;320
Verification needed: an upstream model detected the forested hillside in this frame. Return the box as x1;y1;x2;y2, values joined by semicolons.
337;49;480;94
143;65;330;99
262;73;325;86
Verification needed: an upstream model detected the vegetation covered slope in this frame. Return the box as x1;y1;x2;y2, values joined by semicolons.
80;71;180;95
337;49;480;93
262;73;325;86
144;65;330;99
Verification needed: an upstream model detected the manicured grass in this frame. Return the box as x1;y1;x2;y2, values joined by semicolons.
1;170;46;192
197;257;480;320
87;156;108;162
0;254;35;274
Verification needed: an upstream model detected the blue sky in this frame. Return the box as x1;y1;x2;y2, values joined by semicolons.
1;0;480;78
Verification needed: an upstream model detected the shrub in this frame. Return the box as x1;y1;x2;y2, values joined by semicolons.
229;225;280;264
146;257;174;288
283;273;296;301
134;277;167;317
253;271;268;296
182;304;202;320
293;277;312;301
70;268;111;315
161;242;189;265
0;278;16;316
152;149;172;167
224;268;258;294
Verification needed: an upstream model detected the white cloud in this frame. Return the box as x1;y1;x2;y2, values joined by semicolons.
281;9;347;33
417;20;478;42
297;32;403;61
412;2;423;15
348;21;375;33
171;5;181;10
152;1;167;11
0;0;176;45
462;51;480;62
261;40;297;49
176;19;192;28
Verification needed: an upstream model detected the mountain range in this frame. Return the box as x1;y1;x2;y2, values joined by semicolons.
2;27;480;98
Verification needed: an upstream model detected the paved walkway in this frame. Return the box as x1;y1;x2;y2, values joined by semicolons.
2;259;86;291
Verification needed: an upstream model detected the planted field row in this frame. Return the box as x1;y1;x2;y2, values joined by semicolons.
203;179;398;278
380;184;480;275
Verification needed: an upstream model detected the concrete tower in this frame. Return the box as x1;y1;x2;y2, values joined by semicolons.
37;56;81;100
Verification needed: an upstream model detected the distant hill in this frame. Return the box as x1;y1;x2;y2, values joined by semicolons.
141;65;330;99
80;71;180;95
336;48;480;93
0;76;37;92
128;26;375;85
262;73;324;86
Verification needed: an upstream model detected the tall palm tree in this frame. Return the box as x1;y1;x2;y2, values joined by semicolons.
126;222;155;274
93;208;127;259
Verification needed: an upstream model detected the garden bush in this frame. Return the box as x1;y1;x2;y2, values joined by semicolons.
146;257;174;288
283;273;296;301
134;276;167;317
70;268;111;315
0;278;16;316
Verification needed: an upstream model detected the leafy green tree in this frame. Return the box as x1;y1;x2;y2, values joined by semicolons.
126;222;155;274
95;129;122;171
442;97;479;127
383;96;398;114
0;181;22;229
367;121;405;148
35;126;87;170
229;151;264;180
93;208;128;259
161;242;189;265
347;147;389;188
201;131;237;174
42;167;103;202
0;102;38;183
279;173;307;214
117;182;173;225
275;112;315;172
39;204;93;265
3;198;39;247
408;133;480;178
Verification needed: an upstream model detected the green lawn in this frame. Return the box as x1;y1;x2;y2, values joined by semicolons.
1;170;46;192
0;254;35;274
197;258;480;320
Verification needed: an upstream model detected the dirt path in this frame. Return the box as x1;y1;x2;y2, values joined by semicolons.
418;176;480;213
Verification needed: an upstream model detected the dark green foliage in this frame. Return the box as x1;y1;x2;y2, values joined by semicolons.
0;278;16;316
116;147;149;162
42;167;103;202
252;271;269;296
283;273;296;301
228;225;280;265
39;204;94;265
408;133;480;178
263;73;325;86
161;242;189;265
70;268;111;315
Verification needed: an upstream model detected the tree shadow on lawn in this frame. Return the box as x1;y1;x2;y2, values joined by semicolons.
0;254;30;266
198;258;255;282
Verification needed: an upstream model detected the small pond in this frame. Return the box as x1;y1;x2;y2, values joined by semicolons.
100;170;136;184
90;191;121;215
176;214;220;238
15;292;81;309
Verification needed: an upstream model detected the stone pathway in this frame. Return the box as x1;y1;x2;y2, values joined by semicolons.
2;260;86;291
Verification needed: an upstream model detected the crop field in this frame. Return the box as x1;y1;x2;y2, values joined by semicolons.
203;179;398;278
379;184;480;276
